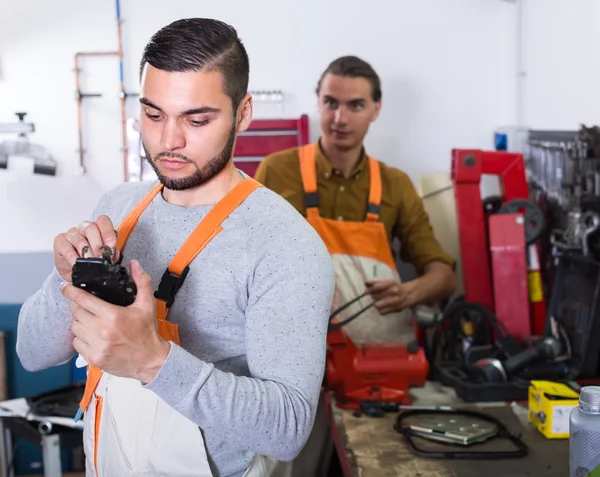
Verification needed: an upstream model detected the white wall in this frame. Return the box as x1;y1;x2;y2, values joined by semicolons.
523;0;600;129
0;0;518;254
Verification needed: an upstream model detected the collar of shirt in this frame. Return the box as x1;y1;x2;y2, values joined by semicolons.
315;138;368;180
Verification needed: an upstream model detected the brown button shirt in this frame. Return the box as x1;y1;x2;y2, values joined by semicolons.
254;142;454;275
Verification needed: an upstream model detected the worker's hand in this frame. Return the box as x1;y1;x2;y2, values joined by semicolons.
364;279;421;315
61;259;170;384
53;215;119;281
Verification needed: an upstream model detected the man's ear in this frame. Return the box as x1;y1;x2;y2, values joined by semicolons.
316;92;324;115
236;94;253;133
371;100;382;123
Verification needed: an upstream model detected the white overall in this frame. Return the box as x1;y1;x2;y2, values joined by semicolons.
83;373;268;476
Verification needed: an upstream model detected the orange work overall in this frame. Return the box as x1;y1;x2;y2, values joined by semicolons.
298;144;414;344
77;178;268;477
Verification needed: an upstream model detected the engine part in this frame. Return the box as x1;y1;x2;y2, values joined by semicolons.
401;411;498;445
551;209;600;257
544;252;600;379
394;407;529;459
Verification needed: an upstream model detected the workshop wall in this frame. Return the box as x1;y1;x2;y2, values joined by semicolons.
524;0;600;129
0;0;517;254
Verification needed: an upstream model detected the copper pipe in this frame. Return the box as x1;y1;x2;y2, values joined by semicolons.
76;52;118;58
75;54;85;174
74;0;132;181
115;5;129;182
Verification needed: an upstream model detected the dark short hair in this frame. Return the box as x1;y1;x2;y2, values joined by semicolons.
316;56;382;102
140;18;250;110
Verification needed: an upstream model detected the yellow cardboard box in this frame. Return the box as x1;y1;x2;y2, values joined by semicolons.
528;380;579;439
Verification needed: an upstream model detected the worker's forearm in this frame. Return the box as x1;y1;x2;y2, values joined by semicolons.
412;262;456;306
16;269;76;371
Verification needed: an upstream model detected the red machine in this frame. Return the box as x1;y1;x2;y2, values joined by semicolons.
452;149;548;339
233;115;310;177
326;327;429;411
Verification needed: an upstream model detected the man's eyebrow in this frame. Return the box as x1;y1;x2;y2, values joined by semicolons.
182;106;221;115
323;95;366;103
139;97;221;116
139;97;162;111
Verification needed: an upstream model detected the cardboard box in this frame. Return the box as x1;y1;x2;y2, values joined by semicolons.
528;380;579;439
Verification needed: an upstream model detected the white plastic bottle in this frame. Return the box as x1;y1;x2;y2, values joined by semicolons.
570;386;600;477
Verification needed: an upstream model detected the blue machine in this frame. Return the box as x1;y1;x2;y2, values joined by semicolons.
0;304;77;474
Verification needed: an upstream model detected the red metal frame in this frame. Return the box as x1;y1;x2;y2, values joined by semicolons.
451;149;529;310
452;149;547;338
489;213;531;340
233;115;310;177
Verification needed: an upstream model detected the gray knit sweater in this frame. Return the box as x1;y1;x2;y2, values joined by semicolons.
16;179;335;477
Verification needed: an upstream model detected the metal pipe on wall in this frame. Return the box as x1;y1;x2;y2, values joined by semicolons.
74;0;134;181
115;0;130;181
516;0;528;131
75;51;117;175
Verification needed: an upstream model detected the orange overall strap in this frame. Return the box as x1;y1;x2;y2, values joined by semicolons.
366;157;382;222
80;179;261;417
154;178;263;320
79;184;163;418
298;144;320;221
79;366;102;417
116;182;164;251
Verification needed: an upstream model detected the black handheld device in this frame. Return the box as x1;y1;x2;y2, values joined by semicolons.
71;245;137;306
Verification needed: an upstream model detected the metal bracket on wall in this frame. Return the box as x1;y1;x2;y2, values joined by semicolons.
0;112;57;176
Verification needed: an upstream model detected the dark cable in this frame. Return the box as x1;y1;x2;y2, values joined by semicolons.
329;303;375;331
328;292;375;331
430;297;510;364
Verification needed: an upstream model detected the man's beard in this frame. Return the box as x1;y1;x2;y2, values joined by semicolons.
143;121;237;191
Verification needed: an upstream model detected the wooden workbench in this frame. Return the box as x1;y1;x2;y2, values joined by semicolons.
326;382;569;477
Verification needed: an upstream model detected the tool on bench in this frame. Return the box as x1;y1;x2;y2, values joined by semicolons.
0;112;57;175
470;336;562;384
431;298;522;365
394;407;529;459
431;298;569;402
326;293;429;413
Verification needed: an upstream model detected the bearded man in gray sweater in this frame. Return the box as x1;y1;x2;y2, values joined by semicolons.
16;18;334;477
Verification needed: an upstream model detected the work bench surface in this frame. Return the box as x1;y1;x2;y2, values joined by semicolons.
328;382;569;477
